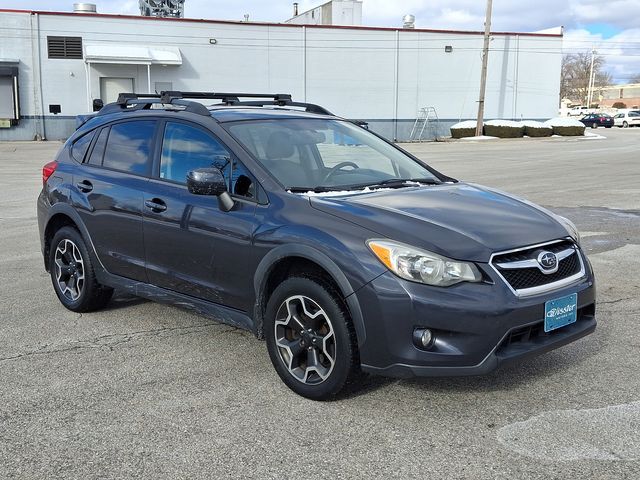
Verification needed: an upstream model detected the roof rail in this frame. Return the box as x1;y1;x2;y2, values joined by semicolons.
95;91;333;118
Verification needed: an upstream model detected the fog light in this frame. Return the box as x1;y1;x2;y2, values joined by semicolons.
413;328;434;349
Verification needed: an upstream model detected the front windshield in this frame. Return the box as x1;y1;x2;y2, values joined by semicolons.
226;119;440;191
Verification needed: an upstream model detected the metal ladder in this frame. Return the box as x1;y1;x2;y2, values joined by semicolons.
409;107;440;142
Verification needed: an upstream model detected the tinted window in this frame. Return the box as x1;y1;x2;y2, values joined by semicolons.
102;121;156;175
630;111;640;117
160;122;231;183
160;122;257;200
87;127;109;165
71;131;94;162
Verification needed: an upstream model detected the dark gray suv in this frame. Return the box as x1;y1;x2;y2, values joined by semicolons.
38;92;596;400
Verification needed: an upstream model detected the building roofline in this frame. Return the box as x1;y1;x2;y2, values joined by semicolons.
0;8;563;38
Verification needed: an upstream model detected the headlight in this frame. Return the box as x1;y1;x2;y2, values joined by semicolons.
556;215;581;245
367;240;482;287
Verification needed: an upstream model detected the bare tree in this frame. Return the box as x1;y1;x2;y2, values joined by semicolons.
630;74;640;84
560;52;612;106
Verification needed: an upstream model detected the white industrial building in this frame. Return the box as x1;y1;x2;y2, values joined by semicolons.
0;3;563;141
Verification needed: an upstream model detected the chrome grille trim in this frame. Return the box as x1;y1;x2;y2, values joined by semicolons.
489;238;587;297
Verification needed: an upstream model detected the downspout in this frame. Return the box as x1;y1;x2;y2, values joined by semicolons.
147;64;151;93
393;29;399;141
302;25;307;102
85;61;92;111
30;12;46;140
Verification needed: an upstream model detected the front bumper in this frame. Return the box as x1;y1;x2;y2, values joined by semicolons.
355;254;596;378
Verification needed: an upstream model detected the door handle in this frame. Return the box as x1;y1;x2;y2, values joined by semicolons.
144;198;167;212
76;180;93;193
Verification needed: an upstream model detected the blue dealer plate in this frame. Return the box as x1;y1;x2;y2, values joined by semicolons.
544;293;578;332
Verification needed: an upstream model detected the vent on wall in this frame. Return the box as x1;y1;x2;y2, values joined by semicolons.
47;36;83;59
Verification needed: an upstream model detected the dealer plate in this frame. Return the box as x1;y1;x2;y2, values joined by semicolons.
544;293;578;332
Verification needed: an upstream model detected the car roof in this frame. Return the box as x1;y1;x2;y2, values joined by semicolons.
208;106;335;123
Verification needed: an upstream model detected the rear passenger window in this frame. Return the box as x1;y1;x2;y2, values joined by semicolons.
102;121;156;176
71;131;94;162
87;127;109;165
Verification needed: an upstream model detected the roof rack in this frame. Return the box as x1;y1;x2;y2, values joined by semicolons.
95;91;334;118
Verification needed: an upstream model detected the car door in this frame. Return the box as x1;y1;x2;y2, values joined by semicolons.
72;119;158;282
142;120;262;311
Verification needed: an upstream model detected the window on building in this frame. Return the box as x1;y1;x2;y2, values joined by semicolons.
102;121;156;176
47;36;83;59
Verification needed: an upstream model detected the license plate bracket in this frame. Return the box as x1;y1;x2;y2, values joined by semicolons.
544;293;578;332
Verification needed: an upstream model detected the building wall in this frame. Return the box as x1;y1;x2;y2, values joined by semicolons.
285;1;363;26
0;10;563;141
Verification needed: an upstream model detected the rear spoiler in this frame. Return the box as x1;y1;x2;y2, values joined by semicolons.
75;113;97;130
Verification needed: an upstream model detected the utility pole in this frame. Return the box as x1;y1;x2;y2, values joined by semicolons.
587;47;596;107
475;0;493;137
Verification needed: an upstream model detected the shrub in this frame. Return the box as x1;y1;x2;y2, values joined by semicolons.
483;120;524;138
450;120;477;139
544;117;585;136
612;102;627;109
520;121;553;137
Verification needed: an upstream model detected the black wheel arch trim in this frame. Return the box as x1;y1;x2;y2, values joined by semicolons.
253;244;367;347
43;203;108;279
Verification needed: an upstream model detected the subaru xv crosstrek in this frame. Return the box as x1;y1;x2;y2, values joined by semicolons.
38;92;596;400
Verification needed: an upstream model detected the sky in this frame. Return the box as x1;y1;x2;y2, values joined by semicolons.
1;0;639;83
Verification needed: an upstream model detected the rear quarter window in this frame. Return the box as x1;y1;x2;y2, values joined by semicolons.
70;131;95;162
102;120;156;176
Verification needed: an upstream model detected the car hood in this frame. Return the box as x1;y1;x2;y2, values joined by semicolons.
309;183;569;262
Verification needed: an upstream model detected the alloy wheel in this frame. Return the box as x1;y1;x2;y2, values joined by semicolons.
54;239;85;301
274;295;336;385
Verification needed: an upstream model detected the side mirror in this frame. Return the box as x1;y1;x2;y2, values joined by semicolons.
92;99;104;112
186;168;234;212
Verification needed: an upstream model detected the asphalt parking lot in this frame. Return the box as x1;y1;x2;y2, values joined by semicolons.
1;128;639;479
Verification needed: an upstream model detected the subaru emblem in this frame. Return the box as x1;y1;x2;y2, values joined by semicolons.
537;251;558;272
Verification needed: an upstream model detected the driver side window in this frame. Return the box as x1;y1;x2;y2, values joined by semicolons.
159;122;256;200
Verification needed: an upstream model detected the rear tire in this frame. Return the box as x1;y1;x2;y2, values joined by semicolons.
49;226;113;312
265;276;360;400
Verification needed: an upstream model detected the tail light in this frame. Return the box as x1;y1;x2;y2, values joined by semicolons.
42;161;58;186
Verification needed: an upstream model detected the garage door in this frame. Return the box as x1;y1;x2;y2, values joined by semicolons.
100;77;134;104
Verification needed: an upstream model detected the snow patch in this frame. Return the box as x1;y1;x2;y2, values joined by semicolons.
289;186;395;197
450;120;477;129
544;117;585;127
484;119;522;128
460;135;498;141
519;120;549;128
583;131;606;140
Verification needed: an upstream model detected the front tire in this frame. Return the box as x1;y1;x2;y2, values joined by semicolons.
623;121;629;128
49;226;113;312
265;276;360;400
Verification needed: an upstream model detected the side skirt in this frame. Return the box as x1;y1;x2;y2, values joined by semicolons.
97;270;255;333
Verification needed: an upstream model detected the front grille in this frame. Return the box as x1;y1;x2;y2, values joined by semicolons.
496;304;595;354
499;253;580;290
492;240;584;293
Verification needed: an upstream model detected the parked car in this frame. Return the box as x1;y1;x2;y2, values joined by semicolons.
38;91;597;400
568;106;593;117
613;111;640;128
579;113;614;128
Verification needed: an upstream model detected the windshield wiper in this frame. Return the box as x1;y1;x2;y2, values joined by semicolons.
287;186;346;193
355;177;442;189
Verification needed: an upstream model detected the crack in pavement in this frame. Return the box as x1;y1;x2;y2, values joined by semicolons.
0;322;238;363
